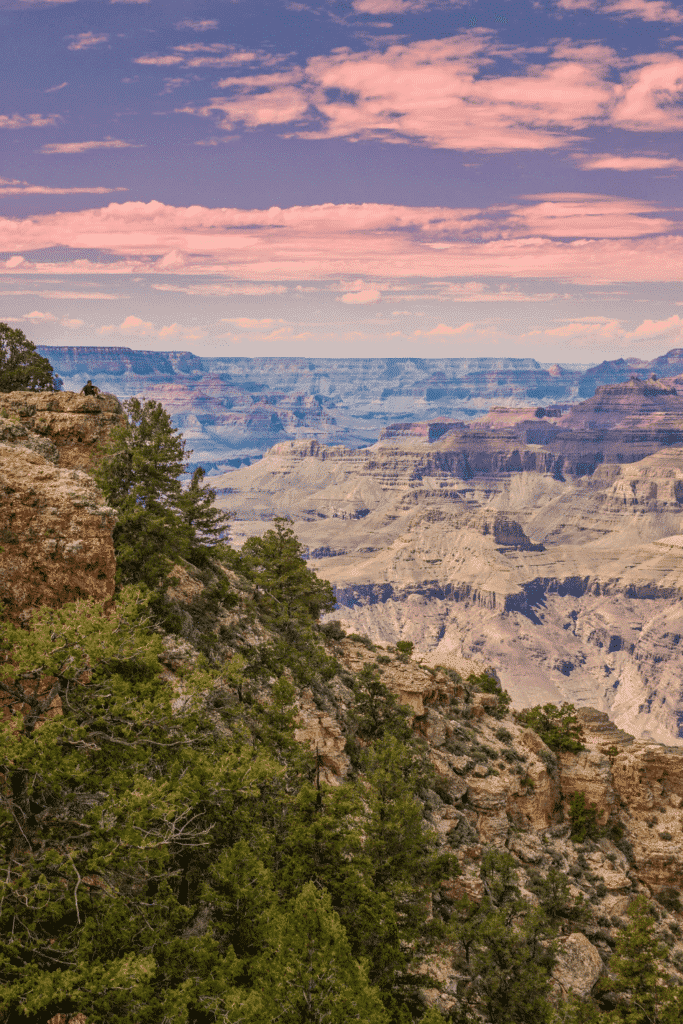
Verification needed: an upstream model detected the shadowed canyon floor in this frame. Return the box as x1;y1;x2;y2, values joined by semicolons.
215;379;683;744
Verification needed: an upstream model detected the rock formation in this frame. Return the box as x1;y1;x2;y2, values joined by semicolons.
287;635;683;1010
0;391;121;621
214;380;683;743
0;389;125;470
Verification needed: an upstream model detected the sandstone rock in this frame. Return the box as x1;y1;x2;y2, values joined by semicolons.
294;693;350;782
466;773;509;811
0;443;116;620
0;390;125;469
552;932;604;997
558;750;615;822
508;833;544;863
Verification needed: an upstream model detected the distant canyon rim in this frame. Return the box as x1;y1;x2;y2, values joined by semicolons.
38;345;683;744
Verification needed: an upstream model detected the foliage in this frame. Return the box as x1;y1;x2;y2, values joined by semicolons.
247;881;389;1024
596;895;683;1024
0;588;460;1023
238;517;337;685
467;672;511;719
450;852;555;1024
396;640;414;661
569;791;601;843
0;322;62;392
94;397;231;594
516;702;585;752
347;663;414;749
527;867;592;928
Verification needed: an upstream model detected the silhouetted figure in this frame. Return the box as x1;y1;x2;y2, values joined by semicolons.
81;380;100;396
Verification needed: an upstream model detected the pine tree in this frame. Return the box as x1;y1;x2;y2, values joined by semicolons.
94;398;230;591
249;881;389;1024
0;322;62;392
178;465;232;565
241;517;336;632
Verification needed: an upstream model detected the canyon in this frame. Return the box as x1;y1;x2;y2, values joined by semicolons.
215;376;683;744
38;345;683;471
26;346;683;742
4;382;683;1011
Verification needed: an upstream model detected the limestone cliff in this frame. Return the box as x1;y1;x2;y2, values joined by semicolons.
0;391;121;621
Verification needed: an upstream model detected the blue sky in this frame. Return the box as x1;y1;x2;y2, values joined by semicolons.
1;0;683;361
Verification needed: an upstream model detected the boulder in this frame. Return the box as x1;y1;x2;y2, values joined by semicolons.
552;932;604;997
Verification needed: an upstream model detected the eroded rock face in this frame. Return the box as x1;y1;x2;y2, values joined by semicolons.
0;443;116;620
218;435;683;742
0;390;124;470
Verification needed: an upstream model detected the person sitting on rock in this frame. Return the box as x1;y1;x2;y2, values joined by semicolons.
81;380;100;396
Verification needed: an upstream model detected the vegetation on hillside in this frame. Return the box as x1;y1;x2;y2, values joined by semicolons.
2;396;683;1023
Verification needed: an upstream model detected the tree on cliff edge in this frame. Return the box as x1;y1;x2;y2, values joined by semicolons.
94;397;231;592
0;322;62;392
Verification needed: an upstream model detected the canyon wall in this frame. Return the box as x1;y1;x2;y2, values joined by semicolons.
216;379;683;743
0;391;122;621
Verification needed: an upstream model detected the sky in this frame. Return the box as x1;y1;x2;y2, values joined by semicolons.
1;0;683;363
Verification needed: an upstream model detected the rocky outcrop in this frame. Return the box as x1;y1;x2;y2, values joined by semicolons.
0;389;122;621
0;443;116;621
0;390;125;470
292;636;683;1009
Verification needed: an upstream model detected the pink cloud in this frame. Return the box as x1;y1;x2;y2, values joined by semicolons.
339;288;382;303
0;177;127;194
414;322;475;336
98;315;206;341
67;32;108;51
1;197;682;286
175;19;219;31
556;0;683;22
575;152;683;169
172;35;683;150
612;57;683;130
507;192;674;237
0;113;61;129
178;32;613;150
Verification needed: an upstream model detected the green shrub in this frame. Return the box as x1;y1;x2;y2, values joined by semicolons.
467;672;511;719
515;702;585;752
320;620;347;641
569;791;601;842
348;633;376;650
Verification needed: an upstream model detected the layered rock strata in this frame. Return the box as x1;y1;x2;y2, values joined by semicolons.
216;427;683;741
